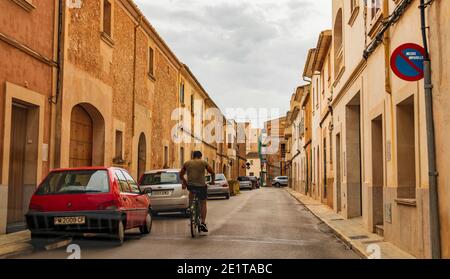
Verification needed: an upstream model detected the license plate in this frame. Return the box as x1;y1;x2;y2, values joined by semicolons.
54;216;86;225
152;190;172;197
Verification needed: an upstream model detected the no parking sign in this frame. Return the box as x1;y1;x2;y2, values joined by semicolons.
390;43;425;82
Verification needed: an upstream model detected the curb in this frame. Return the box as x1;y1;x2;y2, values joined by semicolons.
284;188;368;259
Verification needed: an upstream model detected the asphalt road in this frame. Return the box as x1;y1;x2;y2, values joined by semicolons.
15;187;359;259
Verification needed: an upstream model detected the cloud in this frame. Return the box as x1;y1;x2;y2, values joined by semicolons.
135;0;331;127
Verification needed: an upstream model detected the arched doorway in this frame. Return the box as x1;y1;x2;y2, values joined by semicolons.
138;133;147;180
69;104;105;167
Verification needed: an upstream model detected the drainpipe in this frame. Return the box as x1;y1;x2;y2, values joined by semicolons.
420;0;440;259
383;0;392;94
51;0;65;168
132;16;142;137
50;0;64;105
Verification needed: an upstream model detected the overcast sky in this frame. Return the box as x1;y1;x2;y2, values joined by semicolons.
135;0;331;127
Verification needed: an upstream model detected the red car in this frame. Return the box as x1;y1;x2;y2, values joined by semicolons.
26;167;152;246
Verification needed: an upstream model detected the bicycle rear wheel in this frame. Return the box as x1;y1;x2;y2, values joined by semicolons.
190;200;199;238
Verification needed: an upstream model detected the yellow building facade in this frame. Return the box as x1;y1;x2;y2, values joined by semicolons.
290;0;449;258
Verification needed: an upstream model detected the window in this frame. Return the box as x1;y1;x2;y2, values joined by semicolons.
396;96;416;199
115;130;123;159
334;9;344;76
190;95;194;114
164;146;169;167
330;132;333;167
312;85;315;111
141;172;180;185
228;134;233;149
327;54;331;85
321;70;325;95
312;147;315;183
180;83;185;105
148;47;154;76
115;170;131;193
315;78;319;108
36;170;110;195
122;170;140;194
371;0;381;20
103;0;112;37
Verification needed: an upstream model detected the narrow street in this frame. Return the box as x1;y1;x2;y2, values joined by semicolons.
15;188;358;259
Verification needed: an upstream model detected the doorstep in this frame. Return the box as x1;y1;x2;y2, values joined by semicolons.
0;230;33;259
285;188;416;259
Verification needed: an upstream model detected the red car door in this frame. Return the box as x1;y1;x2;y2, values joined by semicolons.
121;170;147;226
114;169;134;229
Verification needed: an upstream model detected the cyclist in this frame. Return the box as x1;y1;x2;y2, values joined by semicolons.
180;151;215;233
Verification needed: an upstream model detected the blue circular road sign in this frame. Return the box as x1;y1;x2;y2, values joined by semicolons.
390;43;425;82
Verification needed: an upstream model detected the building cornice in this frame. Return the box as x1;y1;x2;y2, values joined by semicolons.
0;32;57;67
303;49;316;79
312;30;332;72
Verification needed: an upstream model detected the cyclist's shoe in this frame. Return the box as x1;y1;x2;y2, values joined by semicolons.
200;223;209;233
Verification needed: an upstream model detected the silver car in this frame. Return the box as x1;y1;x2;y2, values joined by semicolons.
206;173;230;199
238;176;253;190
272;176;288;187
139;169;189;217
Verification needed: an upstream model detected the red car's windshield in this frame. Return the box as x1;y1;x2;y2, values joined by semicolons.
36;170;110;195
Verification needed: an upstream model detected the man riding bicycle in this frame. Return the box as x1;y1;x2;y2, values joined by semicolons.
180;151;215;233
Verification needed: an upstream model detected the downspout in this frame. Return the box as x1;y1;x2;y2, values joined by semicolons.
50;0;63;105
383;0;392;94
51;0;65;168
420;0;441;259
132;16;142;137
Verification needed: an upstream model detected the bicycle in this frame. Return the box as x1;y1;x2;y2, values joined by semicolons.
190;190;202;238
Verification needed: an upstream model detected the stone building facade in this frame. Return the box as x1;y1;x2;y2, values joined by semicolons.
0;0;241;235
0;0;57;234
287;0;450;258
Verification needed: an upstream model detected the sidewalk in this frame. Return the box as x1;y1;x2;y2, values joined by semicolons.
0;230;32;259
285;187;416;259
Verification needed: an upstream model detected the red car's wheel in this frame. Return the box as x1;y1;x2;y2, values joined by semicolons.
115;221;125;245
140;212;152;235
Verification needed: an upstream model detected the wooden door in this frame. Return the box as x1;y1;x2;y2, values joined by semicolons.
137;134;146;181
70;105;93;167
8;105;27;224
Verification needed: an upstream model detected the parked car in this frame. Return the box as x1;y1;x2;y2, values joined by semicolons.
248;176;260;189
139;169;189;217
272;176;289;187
26;167;152;246
206;173;230;199
238;176;253;190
